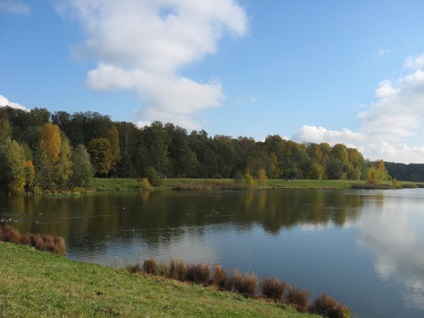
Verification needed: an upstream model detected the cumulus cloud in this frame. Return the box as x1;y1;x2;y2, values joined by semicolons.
292;53;424;163
0;94;29;111
292;125;364;148
357;199;424;310
0;0;30;15
53;0;247;129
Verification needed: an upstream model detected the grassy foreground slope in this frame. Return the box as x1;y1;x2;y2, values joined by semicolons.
0;242;319;318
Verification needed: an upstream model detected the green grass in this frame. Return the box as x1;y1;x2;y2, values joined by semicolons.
90;177;424;192
0;242;320;318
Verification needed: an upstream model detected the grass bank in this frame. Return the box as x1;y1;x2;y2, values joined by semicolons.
91;178;424;192
0;242;321;318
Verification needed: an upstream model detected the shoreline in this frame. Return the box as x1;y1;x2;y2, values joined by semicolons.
0;241;323;318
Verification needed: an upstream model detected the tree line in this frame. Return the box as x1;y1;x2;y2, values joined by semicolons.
0;106;387;193
385;162;424;182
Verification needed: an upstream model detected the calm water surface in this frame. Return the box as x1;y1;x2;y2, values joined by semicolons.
1;189;424;318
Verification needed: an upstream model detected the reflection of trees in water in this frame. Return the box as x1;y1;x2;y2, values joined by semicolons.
237;190;363;234
2;189;363;253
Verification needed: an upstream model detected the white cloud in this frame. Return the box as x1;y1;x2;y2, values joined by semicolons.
292;125;364;148
292;53;424;163
0;94;29;111
54;0;247;128
0;0;30;15
405;53;424;70
357;200;424;310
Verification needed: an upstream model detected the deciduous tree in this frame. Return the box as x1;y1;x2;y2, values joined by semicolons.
88;138;114;176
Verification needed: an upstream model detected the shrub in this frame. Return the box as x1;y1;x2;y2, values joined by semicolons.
244;170;255;187
310;294;351;318
146;166;161;186
261;277;286;301
186;263;210;285
234;271;257;297
212;264;228;289
143;258;158;275
0;225;21;244
139;178;151;190
286;286;309;312
169;258;186;281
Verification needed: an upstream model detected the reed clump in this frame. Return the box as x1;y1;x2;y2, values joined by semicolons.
261;276;286;301
0;224;21;244
169;258;186;281
286;286;309;312
143;258;159;275
126;257;351;318
212;264;228;289
309;294;351;318
233;271;257;297
186;263;211;285
0;225;66;255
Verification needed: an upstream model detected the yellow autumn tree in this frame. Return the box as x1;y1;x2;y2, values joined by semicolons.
35;123;72;191
366;160;390;184
39;123;61;163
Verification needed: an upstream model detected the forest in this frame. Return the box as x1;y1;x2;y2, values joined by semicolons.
0;106;389;194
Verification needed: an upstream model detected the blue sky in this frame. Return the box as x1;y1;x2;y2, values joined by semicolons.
1;0;424;163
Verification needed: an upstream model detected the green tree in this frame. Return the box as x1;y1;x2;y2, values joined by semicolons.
366;160;389;184
257;168;267;185
0;139;26;194
70;144;95;188
54;133;73;188
0;110;12;141
244;169;255;186
146;166;161;186
107;125;120;173
88;138;114;176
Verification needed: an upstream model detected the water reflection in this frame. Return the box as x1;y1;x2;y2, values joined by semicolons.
0;189;363;260
356;190;424;312
3;189;424;317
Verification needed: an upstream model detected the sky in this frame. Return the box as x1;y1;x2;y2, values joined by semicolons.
1;0;424;163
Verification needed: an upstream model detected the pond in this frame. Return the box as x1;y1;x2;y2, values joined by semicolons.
1;188;424;318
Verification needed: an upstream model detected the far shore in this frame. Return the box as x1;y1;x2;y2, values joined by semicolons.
89;178;424;192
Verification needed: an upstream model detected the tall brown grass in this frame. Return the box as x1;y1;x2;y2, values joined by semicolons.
286;286;309;312
169;258;186;281
125;257;351;317
212;264;228;289
157;260;170;277
261;277;286;301
233;271;257;297
0;225;66;255
309;294;351;318
126;262;143;274
143;259;159;275
186;263;210;285
0;224;21;244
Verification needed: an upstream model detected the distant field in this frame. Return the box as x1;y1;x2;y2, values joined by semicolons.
90;178;424;191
